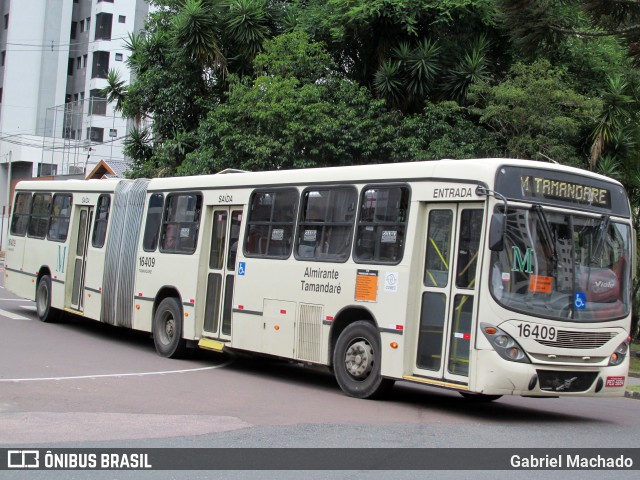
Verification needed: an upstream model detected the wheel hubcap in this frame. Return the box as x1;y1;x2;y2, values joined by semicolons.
161;313;175;343
345;340;374;379
37;284;48;315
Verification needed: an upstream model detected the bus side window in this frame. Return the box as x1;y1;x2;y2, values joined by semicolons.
424;210;453;288
48;193;72;242
160;192;202;254
143;193;164;251
91;194;110;248
296;187;357;263
354;186;410;265
456;209;483;289
27;193;53;239
10;192;32;236
244;189;298;258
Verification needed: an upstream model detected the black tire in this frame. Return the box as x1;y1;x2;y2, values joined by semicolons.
35;275;60;323
459;392;502;403
153;297;187;358
333;321;395;399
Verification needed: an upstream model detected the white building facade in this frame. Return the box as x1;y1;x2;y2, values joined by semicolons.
0;0;151;247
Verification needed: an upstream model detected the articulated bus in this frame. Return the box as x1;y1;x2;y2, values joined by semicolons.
4;159;635;400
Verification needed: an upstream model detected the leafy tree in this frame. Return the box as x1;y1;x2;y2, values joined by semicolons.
299;1;496;88
179;32;392;174
497;0;640;57
385;101;499;160
469;59;600;165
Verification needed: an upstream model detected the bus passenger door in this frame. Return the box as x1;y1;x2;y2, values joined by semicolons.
202;207;243;341
415;203;484;385
69;206;93;312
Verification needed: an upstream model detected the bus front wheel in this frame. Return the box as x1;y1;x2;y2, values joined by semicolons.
35;275;60;323
153;298;187;358
333;321;394;399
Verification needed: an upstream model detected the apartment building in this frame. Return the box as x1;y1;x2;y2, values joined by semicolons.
0;0;151;247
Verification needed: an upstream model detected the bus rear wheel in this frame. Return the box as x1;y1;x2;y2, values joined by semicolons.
333;321;394;399
153;298;187;358
35;275;60;323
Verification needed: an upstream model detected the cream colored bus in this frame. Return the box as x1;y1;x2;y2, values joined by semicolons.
4;159;635;400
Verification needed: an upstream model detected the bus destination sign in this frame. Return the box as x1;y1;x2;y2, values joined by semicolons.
494;166;629;217
520;175;610;208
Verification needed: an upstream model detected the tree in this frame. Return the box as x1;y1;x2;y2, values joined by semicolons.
179;32;392;174
589;74;636;168
385;101;499;160
497;0;640;57
172;0;225;71
106;0;288;177
443;35;492;103
469;59;600;165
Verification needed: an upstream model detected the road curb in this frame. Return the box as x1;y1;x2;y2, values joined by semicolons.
624;390;640;400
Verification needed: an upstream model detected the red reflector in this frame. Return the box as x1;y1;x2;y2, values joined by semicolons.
138;293;143;297
190;299;195;304
396;325;404;331
463;333;471;340
280;310;286;315
326;316;334;321
238;305;244;310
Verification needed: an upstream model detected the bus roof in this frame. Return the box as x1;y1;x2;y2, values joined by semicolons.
15;177;123;192
14;158;624;192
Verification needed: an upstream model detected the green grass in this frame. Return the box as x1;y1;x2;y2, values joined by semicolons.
631;343;640;375
626;385;640;393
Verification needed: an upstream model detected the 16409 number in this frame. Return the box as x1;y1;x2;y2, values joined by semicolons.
516;323;556;341
139;257;155;268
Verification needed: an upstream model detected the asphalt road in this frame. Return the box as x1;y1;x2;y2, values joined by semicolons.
0;268;638;480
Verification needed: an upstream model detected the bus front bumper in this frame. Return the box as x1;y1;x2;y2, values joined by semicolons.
473;350;629;397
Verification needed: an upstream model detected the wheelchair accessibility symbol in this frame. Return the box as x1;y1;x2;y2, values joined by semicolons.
238;262;246;276
574;292;586;310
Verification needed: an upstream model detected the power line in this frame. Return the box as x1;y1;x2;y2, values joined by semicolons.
2;36;130;53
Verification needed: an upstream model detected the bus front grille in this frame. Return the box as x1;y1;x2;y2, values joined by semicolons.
534;331;616;349
537;370;598;393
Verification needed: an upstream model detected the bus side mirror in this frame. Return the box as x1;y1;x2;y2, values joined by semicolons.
489;212;506;252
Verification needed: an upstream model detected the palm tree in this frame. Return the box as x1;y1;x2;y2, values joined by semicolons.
374;60;405;110
374;38;440;112
444;35;491;103
406;38;440;99
100;69;127;113
224;0;272;61
172;0;226;71
590;74;634;169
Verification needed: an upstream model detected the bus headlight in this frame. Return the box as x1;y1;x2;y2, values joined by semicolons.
608;339;629;366
481;322;530;364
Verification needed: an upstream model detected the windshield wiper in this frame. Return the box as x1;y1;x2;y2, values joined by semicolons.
532;205;558;265
590;215;610;262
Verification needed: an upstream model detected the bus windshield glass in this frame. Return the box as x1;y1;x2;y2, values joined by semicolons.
490;206;631;322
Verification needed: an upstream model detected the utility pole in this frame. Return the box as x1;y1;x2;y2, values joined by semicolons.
4;150;12;250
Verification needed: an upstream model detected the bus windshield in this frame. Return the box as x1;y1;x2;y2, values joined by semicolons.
490;206;631;322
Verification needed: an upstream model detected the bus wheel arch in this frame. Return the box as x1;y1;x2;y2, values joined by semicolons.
152;288;187;358
330;308;394;399
35;267;61;323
